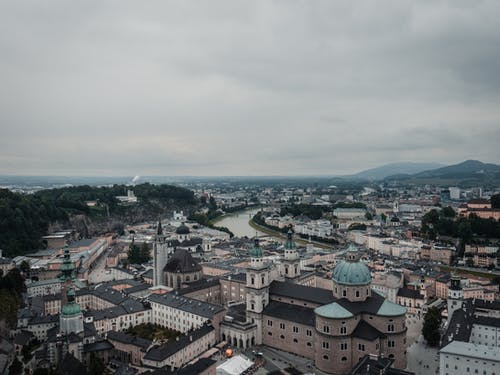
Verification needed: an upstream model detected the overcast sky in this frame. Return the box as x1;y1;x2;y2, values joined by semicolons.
1;1;500;176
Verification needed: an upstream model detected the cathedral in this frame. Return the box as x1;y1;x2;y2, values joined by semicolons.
152;224;408;374
153;221;205;288
220;233;408;375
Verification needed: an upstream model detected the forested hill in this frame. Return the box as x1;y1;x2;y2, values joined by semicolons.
0;183;196;257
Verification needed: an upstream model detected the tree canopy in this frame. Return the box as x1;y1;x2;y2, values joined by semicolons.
0;183;196;257
422;306;442;347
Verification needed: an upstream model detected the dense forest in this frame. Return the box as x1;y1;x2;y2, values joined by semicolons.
421;206;500;242
0;183;196;257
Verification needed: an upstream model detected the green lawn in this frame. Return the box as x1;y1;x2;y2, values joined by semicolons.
126;323;181;342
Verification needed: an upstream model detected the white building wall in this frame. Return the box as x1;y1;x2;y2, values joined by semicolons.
151;301;209;333
470;324;500;347
440;342;500;375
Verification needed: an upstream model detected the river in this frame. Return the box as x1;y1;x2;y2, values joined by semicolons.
214;207;265;238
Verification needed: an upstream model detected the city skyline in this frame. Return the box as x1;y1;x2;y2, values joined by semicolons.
1;1;500;176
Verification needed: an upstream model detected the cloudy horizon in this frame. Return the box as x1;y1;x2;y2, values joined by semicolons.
1;1;500;177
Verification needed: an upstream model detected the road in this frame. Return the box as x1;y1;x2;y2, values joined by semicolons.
88;247;116;284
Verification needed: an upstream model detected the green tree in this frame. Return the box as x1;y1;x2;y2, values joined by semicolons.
422;307;442;347
491;194;500;209
365;212;373;220
8;357;23;375
127;243;141;264
441;206;456;218
457;221;473;242
88;353;105;375
139;242;151;263
208;196;217;211
20;260;30;275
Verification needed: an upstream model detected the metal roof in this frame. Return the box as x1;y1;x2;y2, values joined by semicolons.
315;302;353;319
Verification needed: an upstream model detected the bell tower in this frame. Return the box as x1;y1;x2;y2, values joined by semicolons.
447;272;463;325
283;229;300;279
246;238;270;345
153;220;170;286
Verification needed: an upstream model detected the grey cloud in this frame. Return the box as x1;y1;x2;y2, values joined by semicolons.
0;1;499;176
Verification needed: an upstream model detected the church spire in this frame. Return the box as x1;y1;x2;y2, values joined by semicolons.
59;245;75;282
285;229;296;250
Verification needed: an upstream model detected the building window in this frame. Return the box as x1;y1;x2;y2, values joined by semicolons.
323;325;330;333
387;324;394;332
340;327;347;334
388;340;395;348
341;343;347;350
322;342;329;349
293;338;298;343
341;357;347;362
323;355;329;360
280;323;285;329
307;342;312;347
343;290;347;297
267;320;272;326
251;277;255;285
358;344;365;351
306;329;312;336
356;290;360;298
268;332;272;336
280;335;285;339
293;326;299;333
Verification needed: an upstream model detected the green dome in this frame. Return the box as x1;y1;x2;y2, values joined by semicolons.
62;302;81;316
332;260;371;286
249;239;263;258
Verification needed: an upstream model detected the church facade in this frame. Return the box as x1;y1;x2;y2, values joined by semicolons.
221;235;408;375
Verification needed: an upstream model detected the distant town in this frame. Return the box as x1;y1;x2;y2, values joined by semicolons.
0;161;499;375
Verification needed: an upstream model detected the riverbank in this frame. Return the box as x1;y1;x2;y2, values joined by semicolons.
248;218;335;250
210;206;260;224
439;265;500;280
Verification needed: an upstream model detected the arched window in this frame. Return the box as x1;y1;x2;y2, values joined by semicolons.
356;290;360;298
341;357;347;362
343;290;347;297
323;355;329;360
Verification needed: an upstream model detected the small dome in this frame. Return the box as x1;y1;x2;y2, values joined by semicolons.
249;239;263;258
62;301;81;316
333;246;371;286
176;223;190;235
333;261;371;285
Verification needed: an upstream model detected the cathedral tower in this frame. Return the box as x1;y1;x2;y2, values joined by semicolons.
246;238;270;345
153;221;170;286
447;272;463;325
282;229;300;279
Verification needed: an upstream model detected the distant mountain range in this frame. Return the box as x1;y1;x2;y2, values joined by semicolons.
412;160;500;179
349;162;444;180
386;160;500;186
349;160;500;186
